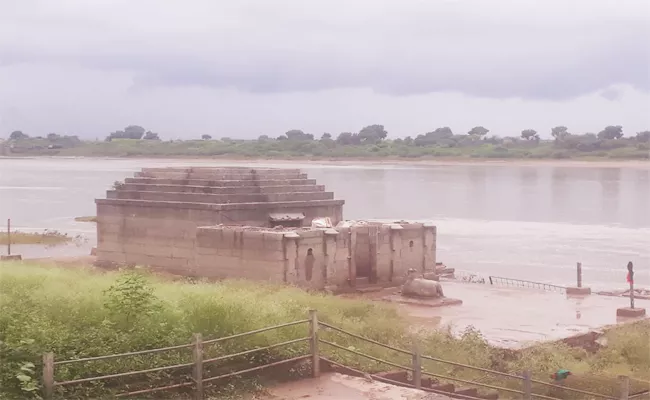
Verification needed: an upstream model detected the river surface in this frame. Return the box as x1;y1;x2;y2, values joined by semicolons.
1;158;648;290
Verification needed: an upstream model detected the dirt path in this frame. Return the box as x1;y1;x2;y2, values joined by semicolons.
258;373;450;400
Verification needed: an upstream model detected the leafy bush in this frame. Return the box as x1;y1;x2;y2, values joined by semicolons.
0;263;647;399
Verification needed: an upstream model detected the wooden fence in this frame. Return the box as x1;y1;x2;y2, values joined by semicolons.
42;310;636;400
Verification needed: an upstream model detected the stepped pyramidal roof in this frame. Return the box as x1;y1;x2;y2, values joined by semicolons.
97;166;344;227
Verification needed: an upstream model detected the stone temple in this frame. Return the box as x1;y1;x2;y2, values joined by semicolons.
96;167;437;291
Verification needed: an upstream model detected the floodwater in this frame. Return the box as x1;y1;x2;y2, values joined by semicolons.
396;281;650;347
1;158;648;290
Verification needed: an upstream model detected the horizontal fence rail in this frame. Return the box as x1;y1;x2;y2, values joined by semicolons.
488;276;567;293
40;310;631;400
42;318;311;400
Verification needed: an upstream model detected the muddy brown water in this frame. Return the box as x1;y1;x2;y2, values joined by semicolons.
1;158;648;290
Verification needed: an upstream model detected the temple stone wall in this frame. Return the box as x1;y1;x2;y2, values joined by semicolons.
95;166;435;291
192;222;437;290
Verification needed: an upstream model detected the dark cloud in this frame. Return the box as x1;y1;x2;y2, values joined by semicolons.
1;0;649;101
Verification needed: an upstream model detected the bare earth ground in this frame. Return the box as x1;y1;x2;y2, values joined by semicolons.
256;373;450;400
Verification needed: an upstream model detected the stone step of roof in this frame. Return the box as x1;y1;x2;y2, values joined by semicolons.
120;183;325;194
125;177;318;187
95;198;345;211
106;190;335;204
141;167;302;175
136;171;307;180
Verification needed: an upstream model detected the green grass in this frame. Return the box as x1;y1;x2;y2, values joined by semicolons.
0;262;647;399
74;216;97;223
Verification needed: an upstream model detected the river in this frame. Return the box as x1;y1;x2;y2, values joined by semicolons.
1;158;648;290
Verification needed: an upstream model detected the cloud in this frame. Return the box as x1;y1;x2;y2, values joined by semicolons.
1;0;648;100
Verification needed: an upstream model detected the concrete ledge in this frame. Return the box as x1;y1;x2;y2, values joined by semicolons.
616;307;646;318
1;255;22;261
566;287;592;295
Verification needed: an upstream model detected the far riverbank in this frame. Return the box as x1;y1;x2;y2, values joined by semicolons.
3;155;649;169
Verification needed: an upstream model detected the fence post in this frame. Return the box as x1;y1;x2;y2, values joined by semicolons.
522;370;532;400
412;339;422;389
7;218;10;256
577;262;582;288
192;333;203;400
43;352;54;400
309;309;320;378
618;375;629;400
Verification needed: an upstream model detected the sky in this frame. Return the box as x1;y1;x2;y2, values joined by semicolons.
0;0;649;140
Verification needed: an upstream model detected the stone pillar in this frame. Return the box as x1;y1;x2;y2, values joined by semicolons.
368;225;379;284
283;232;300;284
348;228;357;285
566;262;591;295
389;224;404;282
323;229;338;287
423;223;436;273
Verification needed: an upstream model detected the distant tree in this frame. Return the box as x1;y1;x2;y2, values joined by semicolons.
636;131;650;143
201;134;212;140
9;130;28;140
258;135;270;141
551;126;570;141
403;136;414;145
47;133;61;140
143;131;160;140
358;124;388;144
320;133;332;140
521;129;539;140
468;126;489;138
106;125;147;141
413;127;454;146
336;132;361;145
597;125;623;140
124;125;146;139
276;135;287;140
285;129;313;141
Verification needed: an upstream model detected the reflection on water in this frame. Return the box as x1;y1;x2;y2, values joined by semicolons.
1;158;648;288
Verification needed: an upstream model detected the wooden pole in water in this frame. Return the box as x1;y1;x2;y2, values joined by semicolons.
576;262;582;288
6;219;10;256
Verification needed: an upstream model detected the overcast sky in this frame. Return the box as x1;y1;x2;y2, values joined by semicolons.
1;0;649;140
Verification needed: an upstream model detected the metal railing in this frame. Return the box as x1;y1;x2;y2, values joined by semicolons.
43;318;311;399
42;310;635;400
488;276;567;293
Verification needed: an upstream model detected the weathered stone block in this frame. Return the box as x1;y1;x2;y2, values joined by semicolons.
616;307;646;318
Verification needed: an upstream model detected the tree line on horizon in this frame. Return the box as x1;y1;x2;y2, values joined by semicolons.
4;123;649;159
7;124;650;145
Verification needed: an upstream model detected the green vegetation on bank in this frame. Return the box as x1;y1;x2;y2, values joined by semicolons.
0;230;71;245
74;216;97;223
0;262;648;399
3;124;649;160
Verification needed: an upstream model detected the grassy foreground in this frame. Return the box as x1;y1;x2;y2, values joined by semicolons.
0;231;71;246
0;262;648;399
